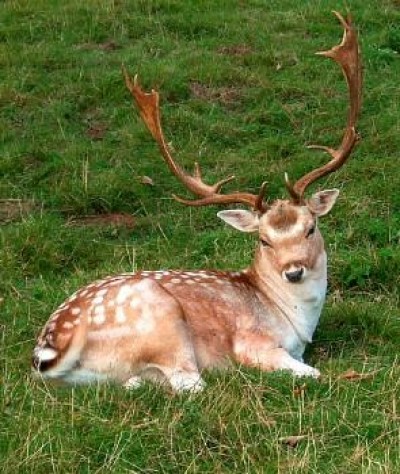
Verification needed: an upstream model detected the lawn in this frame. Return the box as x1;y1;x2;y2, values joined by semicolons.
1;0;399;472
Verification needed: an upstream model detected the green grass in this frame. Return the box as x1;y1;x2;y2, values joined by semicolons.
1;0;400;472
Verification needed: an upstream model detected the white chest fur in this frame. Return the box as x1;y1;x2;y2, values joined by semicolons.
280;253;327;358
258;252;327;360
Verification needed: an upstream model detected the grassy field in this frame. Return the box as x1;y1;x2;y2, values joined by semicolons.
1;0;400;472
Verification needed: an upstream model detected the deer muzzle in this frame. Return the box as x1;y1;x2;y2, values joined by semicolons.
282;263;307;283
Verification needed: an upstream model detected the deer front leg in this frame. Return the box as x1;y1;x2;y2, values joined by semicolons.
233;332;320;378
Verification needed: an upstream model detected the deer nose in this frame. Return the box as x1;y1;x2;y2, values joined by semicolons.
285;268;304;283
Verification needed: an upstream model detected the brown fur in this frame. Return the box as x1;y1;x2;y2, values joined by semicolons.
267;201;299;231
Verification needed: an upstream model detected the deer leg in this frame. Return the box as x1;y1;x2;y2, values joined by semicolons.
151;327;206;392
127;281;206;392
263;348;320;378
133;306;205;392
159;367;205;392
123;376;143;390
129;365;205;393
233;332;320;378
123;347;205;393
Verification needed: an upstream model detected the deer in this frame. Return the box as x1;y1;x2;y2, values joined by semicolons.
32;12;362;392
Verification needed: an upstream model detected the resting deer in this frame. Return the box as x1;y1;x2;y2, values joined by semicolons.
32;12;362;392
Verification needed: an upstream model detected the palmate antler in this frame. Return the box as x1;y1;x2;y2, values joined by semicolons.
124;11;361;211
122;67;268;213
285;11;362;202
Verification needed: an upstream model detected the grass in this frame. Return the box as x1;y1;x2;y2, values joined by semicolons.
1;0;400;472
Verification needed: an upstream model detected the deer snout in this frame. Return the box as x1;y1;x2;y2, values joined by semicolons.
282;265;305;283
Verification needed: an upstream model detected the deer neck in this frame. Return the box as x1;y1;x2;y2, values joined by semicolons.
249;248;328;346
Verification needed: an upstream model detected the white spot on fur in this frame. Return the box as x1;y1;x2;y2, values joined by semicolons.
116;285;135;305
115;307;126;323
71;307;81;316
96;289;108;297
92;296;104;305
93;313;106;325
133;278;159;295
63;321;74;329
94;305;105;318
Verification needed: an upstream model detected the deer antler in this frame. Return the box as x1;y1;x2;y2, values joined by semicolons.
285;11;362;202
123;66;268;213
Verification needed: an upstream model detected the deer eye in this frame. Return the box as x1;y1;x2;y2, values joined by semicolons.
260;238;272;248
306;225;316;238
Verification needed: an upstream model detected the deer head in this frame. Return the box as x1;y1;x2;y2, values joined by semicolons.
123;11;361;286
217;192;337;284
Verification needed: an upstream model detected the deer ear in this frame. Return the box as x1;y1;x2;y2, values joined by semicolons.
307;189;339;216
217;210;260;233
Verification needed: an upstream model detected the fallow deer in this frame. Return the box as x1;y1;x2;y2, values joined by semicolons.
32;12;362;392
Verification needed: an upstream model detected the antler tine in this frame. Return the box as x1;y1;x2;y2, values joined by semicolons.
287;11;362;202
123;66;268;213
174;180;268;212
